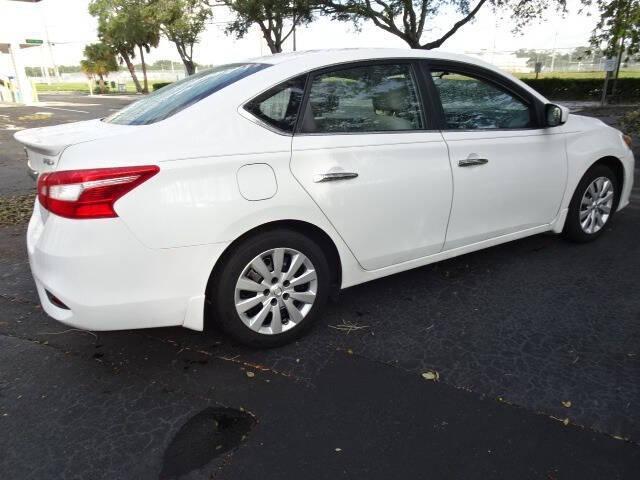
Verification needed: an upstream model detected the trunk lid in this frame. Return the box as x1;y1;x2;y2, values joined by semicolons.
14;119;133;175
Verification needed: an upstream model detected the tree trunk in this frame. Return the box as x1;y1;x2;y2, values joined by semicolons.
139;45;149;93
122;53;142;93
259;24;280;54
174;41;196;76
98;74;105;94
611;0;632;99
121;51;142;93
183;59;196;76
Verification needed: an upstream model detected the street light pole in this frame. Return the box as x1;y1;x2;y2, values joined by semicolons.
43;21;60;81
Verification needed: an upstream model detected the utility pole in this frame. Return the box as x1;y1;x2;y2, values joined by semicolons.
38;3;60;81
40;46;51;84
292;5;297;52
293;24;297;51
550;32;558;73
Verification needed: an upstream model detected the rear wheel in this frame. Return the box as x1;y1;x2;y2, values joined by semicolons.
210;229;330;347
564;164;618;242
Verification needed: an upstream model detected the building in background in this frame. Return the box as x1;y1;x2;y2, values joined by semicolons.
0;0;44;104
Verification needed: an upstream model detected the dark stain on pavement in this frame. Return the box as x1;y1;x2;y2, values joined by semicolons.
160;407;256;479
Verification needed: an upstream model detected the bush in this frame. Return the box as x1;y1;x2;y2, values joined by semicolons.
152;82;172;91
521;78;640;101
620;109;640;135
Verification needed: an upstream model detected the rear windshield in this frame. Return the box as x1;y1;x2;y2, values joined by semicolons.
103;63;269;125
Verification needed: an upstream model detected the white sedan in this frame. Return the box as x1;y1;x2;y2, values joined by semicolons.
16;49;634;347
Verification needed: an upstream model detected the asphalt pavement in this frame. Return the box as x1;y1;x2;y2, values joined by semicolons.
0;94;639;479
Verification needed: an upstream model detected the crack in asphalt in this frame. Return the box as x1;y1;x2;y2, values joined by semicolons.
0;329;261;410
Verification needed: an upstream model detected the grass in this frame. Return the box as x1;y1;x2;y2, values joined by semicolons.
35;82;139;94
515;70;640;79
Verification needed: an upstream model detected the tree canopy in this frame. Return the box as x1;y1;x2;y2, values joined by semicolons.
583;0;640;58
89;0;160;92
515;46;605;69
224;0;315;53
81;42;119;92
147;0;212;75
320;0;567;50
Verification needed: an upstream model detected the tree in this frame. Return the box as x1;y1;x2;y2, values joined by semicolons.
514;46;605;70
224;0;315;54
147;0;211;75
151;59;180;69
320;0;567;50
90;0;142;92
583;0;640;96
81;43;119;93
89;0;160;93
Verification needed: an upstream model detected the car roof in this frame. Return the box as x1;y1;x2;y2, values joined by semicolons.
250;48;492;70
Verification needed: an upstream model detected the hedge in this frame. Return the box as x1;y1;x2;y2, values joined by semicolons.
150;77;640;101
521;77;640;101
152;82;172;91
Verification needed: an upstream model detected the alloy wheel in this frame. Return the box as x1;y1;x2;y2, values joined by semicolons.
579;176;614;234
234;248;318;335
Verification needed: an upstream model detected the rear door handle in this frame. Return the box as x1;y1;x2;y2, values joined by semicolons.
458;158;489;167
313;172;359;183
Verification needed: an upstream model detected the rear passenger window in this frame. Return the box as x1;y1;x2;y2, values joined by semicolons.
300;63;424;133
244;76;306;133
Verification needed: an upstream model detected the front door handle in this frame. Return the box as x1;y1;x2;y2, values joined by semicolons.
458;158;489;167
313;172;359;183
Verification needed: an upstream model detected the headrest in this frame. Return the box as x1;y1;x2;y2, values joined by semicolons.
310;83;339;114
372;79;410;114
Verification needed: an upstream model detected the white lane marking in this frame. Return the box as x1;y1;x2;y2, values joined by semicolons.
36;106;90;114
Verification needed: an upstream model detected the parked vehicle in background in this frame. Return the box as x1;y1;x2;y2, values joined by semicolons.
16;49;634;347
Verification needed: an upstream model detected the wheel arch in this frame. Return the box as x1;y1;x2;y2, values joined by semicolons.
204;219;343;308
553;153;626;234
591;155;625;207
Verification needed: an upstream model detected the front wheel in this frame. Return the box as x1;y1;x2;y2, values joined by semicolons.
210;229;330;348
564;164;618;243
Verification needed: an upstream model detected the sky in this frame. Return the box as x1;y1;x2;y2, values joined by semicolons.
0;0;600;73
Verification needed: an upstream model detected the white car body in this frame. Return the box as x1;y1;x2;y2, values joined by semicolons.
16;48;634;334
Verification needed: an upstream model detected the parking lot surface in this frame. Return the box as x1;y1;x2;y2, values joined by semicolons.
1;94;639;479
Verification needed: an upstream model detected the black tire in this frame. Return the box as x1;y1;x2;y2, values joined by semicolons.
209;228;330;348
564;164;619;243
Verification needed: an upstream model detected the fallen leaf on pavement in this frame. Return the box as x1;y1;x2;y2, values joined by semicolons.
421;371;439;381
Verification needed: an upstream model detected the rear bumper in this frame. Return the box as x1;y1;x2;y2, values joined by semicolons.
27;201;228;332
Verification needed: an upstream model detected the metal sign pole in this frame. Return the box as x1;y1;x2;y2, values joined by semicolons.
602;58;617;106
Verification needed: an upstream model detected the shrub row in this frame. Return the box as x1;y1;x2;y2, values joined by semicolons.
521;77;640;101
149;78;640;101
152;82;172;91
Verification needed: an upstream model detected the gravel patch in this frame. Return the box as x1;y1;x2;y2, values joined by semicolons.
0;194;35;226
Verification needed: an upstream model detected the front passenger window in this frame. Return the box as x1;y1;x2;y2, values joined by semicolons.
301;63;425;133
431;71;531;130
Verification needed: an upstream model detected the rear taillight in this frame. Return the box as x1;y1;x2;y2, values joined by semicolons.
37;165;159;219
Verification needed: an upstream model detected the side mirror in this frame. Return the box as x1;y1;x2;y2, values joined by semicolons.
546;104;569;127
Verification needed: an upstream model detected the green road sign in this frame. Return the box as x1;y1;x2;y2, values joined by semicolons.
25;39;44;45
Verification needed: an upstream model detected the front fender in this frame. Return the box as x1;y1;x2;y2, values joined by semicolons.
553;117;634;232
